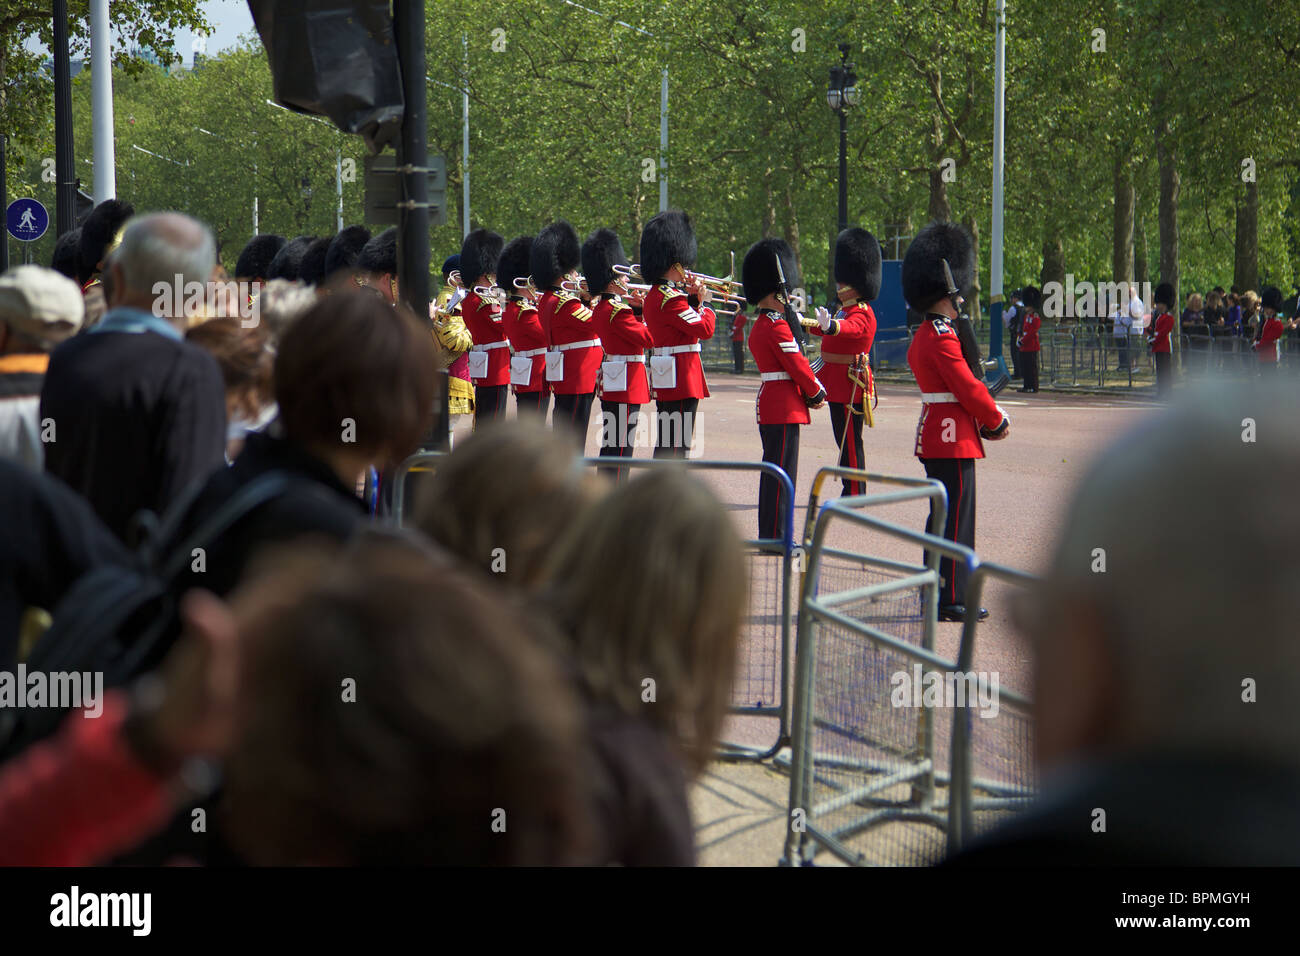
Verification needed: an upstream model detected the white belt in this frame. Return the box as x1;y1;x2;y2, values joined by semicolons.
554;339;601;352
513;347;546;358
921;392;958;403
604;353;646;363
471;341;510;351
760;371;791;382
652;344;701;356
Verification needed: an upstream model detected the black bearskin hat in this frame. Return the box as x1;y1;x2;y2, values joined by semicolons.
235;234;286;282
1153;282;1175;310
1261;285;1283;312
298;235;333;286
581;228;629;295
638;210;698;284
900;221;973;311
357;227;398;276
51;228;82;281
459;228;504;285
741;237;799;307
530;220;581;289
834;227;883;301
266;235;316;282
323;225;372;279
77;199;134;284
1020;285;1042;310
497;236;533;293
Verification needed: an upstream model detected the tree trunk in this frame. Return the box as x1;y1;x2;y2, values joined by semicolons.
927;166;951;223
1040;235;1065;318
1233;179;1259;292
963;211;981;327
1134;213;1149;286
760;170;775;239
1156;118;1180;310
1112;151;1135;282
781;181;802;298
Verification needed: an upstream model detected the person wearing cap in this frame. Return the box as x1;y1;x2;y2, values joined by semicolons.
1004;290;1023;380
808;227;881;496
1148;282;1176;398
1254;286;1286;372
1015;285;1042;393
744;238;825;540
0;266;86;468
902;221;1010;623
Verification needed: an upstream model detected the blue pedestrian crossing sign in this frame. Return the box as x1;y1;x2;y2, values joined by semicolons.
6;199;49;242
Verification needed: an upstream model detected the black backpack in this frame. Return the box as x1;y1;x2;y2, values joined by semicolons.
0;471;297;762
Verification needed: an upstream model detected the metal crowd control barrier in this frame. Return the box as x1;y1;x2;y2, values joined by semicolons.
783;479;1038;866
388;450;798;760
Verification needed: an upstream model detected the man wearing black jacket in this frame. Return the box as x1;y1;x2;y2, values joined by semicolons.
41;213;227;543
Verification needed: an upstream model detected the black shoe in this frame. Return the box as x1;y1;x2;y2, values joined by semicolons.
938;604;989;622
1016;386;1034;393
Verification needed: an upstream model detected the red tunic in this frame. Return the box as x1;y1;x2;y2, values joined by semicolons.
460;289;511;386
1017;309;1041;352
908;314;1004;460
1148;311;1174;353
809;301;877;405
502;297;548;392
1256;317;1285;363
593;294;653;404
748;309;823;425
730;313;748;342
538;288;601;394
643;284;715;401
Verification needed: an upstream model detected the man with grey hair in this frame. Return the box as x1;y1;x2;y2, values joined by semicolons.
40;212;226;542
951;382;1300;865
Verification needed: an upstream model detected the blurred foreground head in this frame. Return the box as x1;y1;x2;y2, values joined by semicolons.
222;534;592;865
542;468;747;775
1031;382;1300;772
413;421;602;591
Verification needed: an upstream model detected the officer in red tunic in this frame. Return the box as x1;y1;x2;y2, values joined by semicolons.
744;238;826;540
583;228;653;480
639;211;716;458
532;221;600;447
1015;285;1042;393
903;222;1010;622
1148;282;1176;399
458;229;509;426
497;235;550;419
808;227;881;496
730;308;749;372
1254;286;1285;373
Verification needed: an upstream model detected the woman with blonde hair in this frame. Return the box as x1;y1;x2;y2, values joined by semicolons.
540;468;747;865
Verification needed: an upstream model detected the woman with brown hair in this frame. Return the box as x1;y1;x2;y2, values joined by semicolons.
185;317;276;459
539;468;748;865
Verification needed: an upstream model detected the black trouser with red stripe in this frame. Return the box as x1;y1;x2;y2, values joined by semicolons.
758;422;799;541
921;456;976;608
828;401;865;495
552;391;595;449
1154;351;1173;398
515;388;550;420
653;398;699;459
598;400;640;481
474;385;509;427
1021;350;1039;390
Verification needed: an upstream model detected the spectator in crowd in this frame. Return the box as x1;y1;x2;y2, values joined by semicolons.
253;277;318;345
539;469;746;865
76;199;134;328
0;266;85;468
1109;284;1136;372
185;318;276;459
730;307;748;373
413;420;602;592
1241;290;1260;341
50;228;81;281
1181;292;1209;374
1226;291;1243;334
0;459;127;669
40;212;227;543
1006;289;1023;379
951;383;1300;864
233;234;286;290
265;235;315;283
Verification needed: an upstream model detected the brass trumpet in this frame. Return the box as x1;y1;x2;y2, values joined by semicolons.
613;263;644;282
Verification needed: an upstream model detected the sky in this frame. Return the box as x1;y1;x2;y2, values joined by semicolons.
27;0;256;65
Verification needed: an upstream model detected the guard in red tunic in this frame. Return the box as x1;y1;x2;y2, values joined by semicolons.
1015;285;1042;393
639;211;716;458
497;235;550;419
730;308;749;373
532;221;600;447
1254;286;1285;373
808;227;881;496
458;228;509;426
1148;282;1176;399
903;222;1010;622
744;238;826;540
583;228;652;480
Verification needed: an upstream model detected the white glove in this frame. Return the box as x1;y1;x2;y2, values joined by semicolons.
816;306;832;331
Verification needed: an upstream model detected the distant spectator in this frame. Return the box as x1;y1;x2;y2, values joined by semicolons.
951;384;1300;864
1241;290;1260;341
40;212;227;542
1181;292;1209;373
253;277;317;345
1109;284;1136;371
412;420;602;592
185;318;276;459
1226;292;1243;334
0;266;84;468
1007;289;1023;379
540;469;746;865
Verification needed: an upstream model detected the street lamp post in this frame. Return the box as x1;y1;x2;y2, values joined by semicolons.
825;43;858;303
